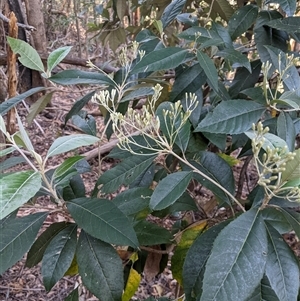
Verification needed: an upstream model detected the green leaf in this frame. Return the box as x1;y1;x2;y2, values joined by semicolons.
277;112;296;152
120;86;154;103
131;48;189;74
0;210;17;227
65;91;96;124
203;0;234;21
0;156;26;172
49;70;115;86
265;223;300;301
200;209;268;301
176;13;198;26
46;134;99;158
104;27;126;52
281;148;300;182
245;130;288;151
115;0;127;20
178;26;219;41
129;164;155;189
15;112;35;154
278;90;300;108
67;198;139;248
153;192;198;217
246;275;280;301
211;22;233;49
278;208;300;239
0;87;46;115
240;87;266;103
108;136;158;159
229;60;262;98
53;156;84;180
42;224;77;291
254;11;289;64
265;46;300;92
62;174;86;201
7;37;45;73
187;151;235;204
72;112;97;136
202;132;227;151
0;212;48;274
134;220;173;245
149;171;192;211
183;220;231;301
64;288;79;301
47;46;72;73
196;50;218;92
169;63;205;106
261;207;292;234
172;221;207;286
96;155;155;194
0;147;16;157
195;100;265;134
112;187;152;218
265;0;296;16
267;16;300;33
161;0;187;29
217;48;251;72
27;92;54;125
0;171;42;219
228;5;259;40
77;231;124;301
156;102;191;152
26;222;71;268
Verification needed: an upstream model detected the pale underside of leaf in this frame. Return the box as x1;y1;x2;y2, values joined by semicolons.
0;171;42;219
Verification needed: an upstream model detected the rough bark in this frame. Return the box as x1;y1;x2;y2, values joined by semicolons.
23;0;48;100
7;12;18;134
7;0;33;94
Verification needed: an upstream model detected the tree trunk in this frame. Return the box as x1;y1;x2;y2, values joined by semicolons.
23;0;48;98
7;0;33;94
7;0;47;101
23;0;47;56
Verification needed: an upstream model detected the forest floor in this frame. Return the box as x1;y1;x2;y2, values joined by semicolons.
1;75;300;301
0;88;183;301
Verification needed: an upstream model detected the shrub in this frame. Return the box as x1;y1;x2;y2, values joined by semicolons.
1;0;300;300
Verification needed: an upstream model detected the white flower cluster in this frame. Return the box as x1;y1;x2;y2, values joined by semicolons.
251;122;299;203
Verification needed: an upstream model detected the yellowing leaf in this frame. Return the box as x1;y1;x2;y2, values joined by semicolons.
218;153;240;167
64;255;78;276
122;268;141;301
129;252;139;263
172;220;207;285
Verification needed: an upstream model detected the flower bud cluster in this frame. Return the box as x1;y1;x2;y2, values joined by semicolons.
252;122;299;203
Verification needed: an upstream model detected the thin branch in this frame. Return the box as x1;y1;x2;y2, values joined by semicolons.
0;12;36;31
0;285;43;291
140;245;173;254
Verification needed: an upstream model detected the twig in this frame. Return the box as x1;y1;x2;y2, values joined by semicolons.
0;12;36;31
21;100;45;136
0;285;43;291
140;246;173;254
83;130;141;161
0;53;118;73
